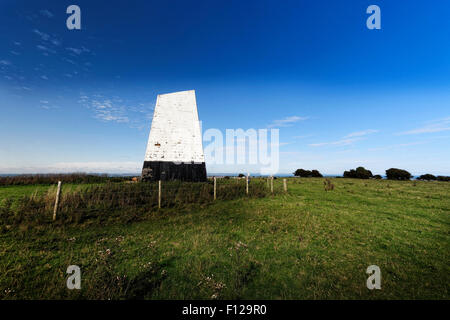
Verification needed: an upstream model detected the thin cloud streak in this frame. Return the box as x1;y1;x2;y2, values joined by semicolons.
268;116;308;128
39;9;54;18
399;117;450;135
309;137;364;147
344;129;378;138
78;94;154;128
309;128;378;147
66;47;90;55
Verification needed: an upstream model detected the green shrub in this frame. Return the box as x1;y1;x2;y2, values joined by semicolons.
386;168;412;180
294;169;322;177
417;174;437;181
343;167;373;179
294;169;307;177
311;170;323;177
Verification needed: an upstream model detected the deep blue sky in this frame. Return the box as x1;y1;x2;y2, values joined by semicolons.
1;0;449;175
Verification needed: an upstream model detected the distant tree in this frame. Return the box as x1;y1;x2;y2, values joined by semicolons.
343;167;373;179
311;170;323;177
294;169;322;177
436;176;450;182
356;167;373;179
343;169;355;178
238;173;245;178
417;174;437;181
294;169;311;177
386;168;412;180
372;175;382;179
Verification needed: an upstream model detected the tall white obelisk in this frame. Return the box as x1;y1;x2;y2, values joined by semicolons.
142;90;206;181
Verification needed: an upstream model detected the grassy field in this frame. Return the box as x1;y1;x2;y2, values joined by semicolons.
0;178;448;299
0;183;99;202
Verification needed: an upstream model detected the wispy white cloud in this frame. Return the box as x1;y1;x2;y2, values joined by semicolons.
344;129;378;138
309;137;363;147
66;46;90;55
33;29;61;47
36;44;56;55
0;60;12;66
40;105;59;110
293;134;313;139
62;57;76;65
309;129;378;147
398;117;450;135
92;99;129;123
33;29;50;41
40;75;48;80
268;116;308;128
50;39;61;46
39;9;54;18
38;100;59;110
368;141;426;152
79;94;154;129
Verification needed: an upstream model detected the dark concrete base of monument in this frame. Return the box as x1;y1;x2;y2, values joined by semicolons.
141;161;207;182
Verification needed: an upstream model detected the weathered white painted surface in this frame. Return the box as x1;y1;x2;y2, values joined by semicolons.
144;90;205;163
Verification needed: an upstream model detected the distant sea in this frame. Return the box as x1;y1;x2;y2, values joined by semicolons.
0;172;428;179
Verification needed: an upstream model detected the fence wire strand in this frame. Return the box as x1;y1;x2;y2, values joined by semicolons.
1;178;286;226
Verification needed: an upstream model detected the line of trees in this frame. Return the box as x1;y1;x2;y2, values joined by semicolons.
417;174;450;181
294;167;449;181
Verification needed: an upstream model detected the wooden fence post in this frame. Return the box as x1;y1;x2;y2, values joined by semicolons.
271;176;274;194
53;181;62;221
214;177;217;200
246;174;249;195
283;178;287;193
158;180;161;209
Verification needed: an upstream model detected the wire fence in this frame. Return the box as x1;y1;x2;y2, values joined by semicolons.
0;177;288;227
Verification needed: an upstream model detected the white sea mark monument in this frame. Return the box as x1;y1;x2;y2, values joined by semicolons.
142;90;207;181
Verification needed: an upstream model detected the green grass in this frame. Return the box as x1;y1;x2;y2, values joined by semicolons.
0;183;100;204
0;178;448;299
